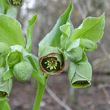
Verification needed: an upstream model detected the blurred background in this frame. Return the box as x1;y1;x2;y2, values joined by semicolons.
9;0;110;110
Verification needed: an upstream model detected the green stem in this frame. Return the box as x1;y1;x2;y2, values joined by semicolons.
33;74;49;110
0;99;11;110
4;8;7;14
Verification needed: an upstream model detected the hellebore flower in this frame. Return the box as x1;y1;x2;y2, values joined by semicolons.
39;47;65;75
13;61;33;82
6;50;22;67
68;61;92;88
0;68;12;98
8;0;24;7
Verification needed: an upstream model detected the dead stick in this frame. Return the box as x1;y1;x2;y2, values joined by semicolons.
46;86;73;110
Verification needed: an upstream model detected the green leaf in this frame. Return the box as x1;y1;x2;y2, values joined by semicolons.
10;45;30;57
80;38;97;51
70;13;105;43
66;39;80;51
60;22;70;50
68;61;92;88
26;14;37;53
0;14;25;46
0;42;11;59
39;1;73;53
0;98;10;110
0;42;10;54
3;68;13;81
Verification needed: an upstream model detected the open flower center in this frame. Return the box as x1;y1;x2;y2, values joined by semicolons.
0;91;7;97
13;0;21;5
45;57;58;70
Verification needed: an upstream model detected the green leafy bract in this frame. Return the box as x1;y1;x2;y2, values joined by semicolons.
70;13;105;43
60;22;70;50
0;98;10;110
39;1;73;53
0;14;25;47
26;14;37;53
80;38;97;51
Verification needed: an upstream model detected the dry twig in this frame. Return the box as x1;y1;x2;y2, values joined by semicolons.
46;86;72;110
98;84;110;105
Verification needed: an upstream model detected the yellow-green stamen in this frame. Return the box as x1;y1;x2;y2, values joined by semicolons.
45;58;58;70
0;91;7;97
13;0;21;5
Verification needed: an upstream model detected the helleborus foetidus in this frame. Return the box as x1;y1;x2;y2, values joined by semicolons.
8;0;23;7
13;61;33;82
0;1;106;110
0;68;12;98
39;47;65;75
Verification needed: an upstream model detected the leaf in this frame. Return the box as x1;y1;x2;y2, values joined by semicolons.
0;42;11;59
68;61;92;88
0;98;10;110
39;1;73;53
0;68;7;87
26;14;37;53
70;13;105;43
0;14;25;47
60;22;70;50
10;45;30;57
80;38;97;51
0;42;10;54
3;68;13;81
66;39;80;51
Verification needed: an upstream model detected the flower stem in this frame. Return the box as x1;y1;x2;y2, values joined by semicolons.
33;74;49;110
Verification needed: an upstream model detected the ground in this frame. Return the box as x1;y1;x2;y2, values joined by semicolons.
9;72;110;110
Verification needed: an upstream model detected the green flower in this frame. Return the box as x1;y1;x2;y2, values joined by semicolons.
39;47;65;75
13;61;33;82
8;0;23;7
6;50;22;67
0;68;12;98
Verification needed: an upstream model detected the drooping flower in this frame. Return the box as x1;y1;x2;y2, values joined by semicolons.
8;0;23;7
13;61;33;82
39;47;65;75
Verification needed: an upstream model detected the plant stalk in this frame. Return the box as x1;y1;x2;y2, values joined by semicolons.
33;74;49;110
